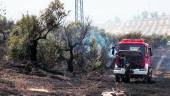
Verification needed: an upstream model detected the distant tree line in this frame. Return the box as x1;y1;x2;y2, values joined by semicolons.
114;32;168;48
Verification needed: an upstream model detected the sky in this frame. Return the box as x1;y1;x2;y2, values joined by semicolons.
2;0;170;25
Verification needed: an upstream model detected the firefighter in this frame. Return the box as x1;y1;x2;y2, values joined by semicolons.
120;54;130;83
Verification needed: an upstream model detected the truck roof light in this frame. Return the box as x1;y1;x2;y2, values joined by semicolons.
121;39;144;43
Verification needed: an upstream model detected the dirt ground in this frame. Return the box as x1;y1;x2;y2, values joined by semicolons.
1;43;170;96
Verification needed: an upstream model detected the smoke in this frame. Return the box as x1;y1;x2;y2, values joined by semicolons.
153;47;170;73
156;54;166;71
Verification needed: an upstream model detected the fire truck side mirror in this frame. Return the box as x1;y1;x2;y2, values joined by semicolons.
149;47;152;56
112;47;115;55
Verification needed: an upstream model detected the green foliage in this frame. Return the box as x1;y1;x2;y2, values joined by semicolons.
0;16;14;31
37;38;60;68
8;0;66;61
114;32;168;48
7;15;39;60
0;16;14;42
116;32;142;41
89;39;102;71
142;34;168;48
40;0;67;31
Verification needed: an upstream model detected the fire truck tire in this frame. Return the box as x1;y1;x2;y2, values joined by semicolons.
146;67;152;83
123;76;130;83
115;75;121;82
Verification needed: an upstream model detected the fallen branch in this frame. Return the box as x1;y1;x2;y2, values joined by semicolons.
38;69;70;81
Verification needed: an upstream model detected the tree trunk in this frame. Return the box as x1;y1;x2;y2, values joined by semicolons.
2;32;6;40
29;40;38;64
67;48;74;72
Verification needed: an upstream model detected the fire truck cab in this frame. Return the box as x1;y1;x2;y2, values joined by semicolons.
112;39;152;82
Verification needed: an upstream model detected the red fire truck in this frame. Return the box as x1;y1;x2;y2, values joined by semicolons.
112;39;152;83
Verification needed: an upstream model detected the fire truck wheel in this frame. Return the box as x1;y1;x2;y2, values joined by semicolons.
146;67;152;83
115;75;121;82
123;76;130;83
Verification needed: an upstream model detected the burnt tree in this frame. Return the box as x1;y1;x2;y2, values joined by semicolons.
61;22;91;72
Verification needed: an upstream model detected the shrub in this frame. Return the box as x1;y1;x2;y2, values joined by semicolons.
37;39;59;69
7;27;29;60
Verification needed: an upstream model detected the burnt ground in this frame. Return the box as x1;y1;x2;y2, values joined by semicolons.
0;42;170;96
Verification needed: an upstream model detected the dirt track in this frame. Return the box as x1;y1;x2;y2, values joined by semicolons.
0;43;170;96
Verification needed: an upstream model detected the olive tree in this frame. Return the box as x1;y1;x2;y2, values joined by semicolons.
54;22;91;72
8;0;67;64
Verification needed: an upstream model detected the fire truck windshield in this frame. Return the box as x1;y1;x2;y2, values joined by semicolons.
119;44;145;55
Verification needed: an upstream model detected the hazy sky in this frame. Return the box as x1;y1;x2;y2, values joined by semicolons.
3;0;170;25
